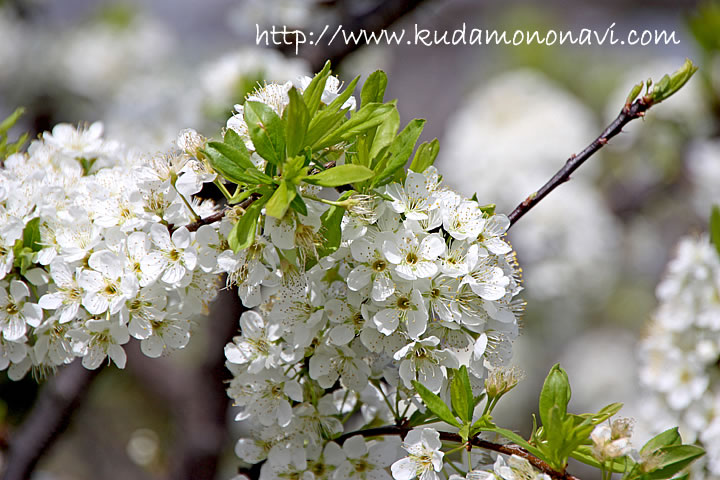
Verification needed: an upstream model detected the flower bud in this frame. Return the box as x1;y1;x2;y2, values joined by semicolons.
485;366;524;399
176;128;206;157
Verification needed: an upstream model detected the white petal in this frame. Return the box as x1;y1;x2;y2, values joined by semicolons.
391;457;417;480
347;266;372;291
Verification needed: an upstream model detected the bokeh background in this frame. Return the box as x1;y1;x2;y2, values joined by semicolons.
0;0;718;478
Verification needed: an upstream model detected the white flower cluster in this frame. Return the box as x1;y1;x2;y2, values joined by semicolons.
221;82;523;479
0;121;222;377
639;235;720;477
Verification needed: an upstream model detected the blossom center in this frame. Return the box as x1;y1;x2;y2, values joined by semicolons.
169;249;181;262
5;302;19;315
372;259;387;272
396;296;411;310
354;459;369;472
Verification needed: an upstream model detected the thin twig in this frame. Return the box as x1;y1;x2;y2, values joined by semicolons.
507;97;653;227
331;425;580;480
2;361;103;480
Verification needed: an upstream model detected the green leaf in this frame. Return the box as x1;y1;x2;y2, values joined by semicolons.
228;195;269;252
203;147;271;185
450;366;474;423
304;164;374;187
223;128;249;153
244;101;286;165
710;205;720;257
647;445;705;480
407;408;436;427
361;70;388;106
478;204;496;216
641;428;682;457
0;107;24;135
626;81;644;106
469;414;494;436
649;59;698;104
539;364;571;430
290;193;308;216
411;380;460;428
372;118;425;187
207;141;255;171
311;103;395;151
326;76;360;112
485;426;546;461
303;61;332;115
285;87;310;157
570;446;628;473
317;191;353;258
409;138;439;173
22;217;42;252
265;181;296;219
369;107;400;162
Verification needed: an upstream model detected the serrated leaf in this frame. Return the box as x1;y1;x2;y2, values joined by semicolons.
326;76;359;112
450;366;474;423
478;204;496;216
22;217;42;252
265;181;295;219
372;118;425;187
228;195;269;252
571;445;628;473
369;107;400;162
647;445;705;480
244;101;286;165
311;103;395;151
409;138;439;173
204;146;271;185
304;164;374;187
641;428;682;456
285;87;310;157
710;206;720;257
317;191;353;258
303;61;332;115
408;408;436;427
649;59;698;104
361;70;388;106
290;193;308;216
412;380;460;428
224;128;249;152
207;141;255;171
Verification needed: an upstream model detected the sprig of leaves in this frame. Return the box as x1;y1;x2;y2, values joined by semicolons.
205;62;431;258
0;107;28;159
411;364;704;480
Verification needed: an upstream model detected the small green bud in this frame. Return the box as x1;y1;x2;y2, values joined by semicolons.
648;58;698;104
625;81;644;106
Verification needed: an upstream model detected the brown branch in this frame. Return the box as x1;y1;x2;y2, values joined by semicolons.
1;361;103;480
240;424;580;480
165;287;245;480
506;97;654;228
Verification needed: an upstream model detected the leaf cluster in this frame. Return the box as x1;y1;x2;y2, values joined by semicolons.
203;61;439;258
